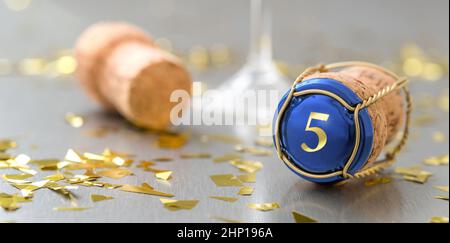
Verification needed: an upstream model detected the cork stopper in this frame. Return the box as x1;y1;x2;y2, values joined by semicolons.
305;72;388;165
75;22;192;130
340;66;405;143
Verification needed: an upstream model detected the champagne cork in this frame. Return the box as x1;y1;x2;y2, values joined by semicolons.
340;66;405;143
274;63;407;183
75;22;192;130
305;71;389;165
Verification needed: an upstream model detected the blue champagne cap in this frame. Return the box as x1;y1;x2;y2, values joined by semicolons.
273;78;374;183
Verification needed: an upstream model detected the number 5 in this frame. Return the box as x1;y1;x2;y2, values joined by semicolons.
301;112;330;153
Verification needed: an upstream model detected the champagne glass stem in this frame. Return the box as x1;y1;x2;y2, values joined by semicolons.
248;0;273;67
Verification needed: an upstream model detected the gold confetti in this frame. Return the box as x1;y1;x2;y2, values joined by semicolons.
254;137;273;147
16;180;50;197
229;160;263;173
247;203;280;212
120;183;174;197
238;186;254;196
0;139;17;152
53;206;91;212
429;217;449;223
91;194;114;202
0;193;32;211
156;133;188;149
434;196;449;201
31;159;61;171
432;132;446;143
395;166;433;184
160;198;199;211
434;186;449;193
235;145;272;156
237;173;256;183
292;211;317;223
65;149;83;163
2;174;33;181
364;176;392;187
55;55;77;75
210;196;238;203
155;171;173;181
153;157;173;162
65;113;84;128
210;174;243;187
96;168;134;179
137;160;156;168
438;93;449;112
201;134;242;144
424;155;449;166
180;153;211;159
213;153;242;163
44;173;65;182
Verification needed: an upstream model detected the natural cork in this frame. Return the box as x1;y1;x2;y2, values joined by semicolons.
75;22;192;130
306;66;405;166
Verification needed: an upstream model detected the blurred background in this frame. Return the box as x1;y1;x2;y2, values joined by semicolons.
0;0;448;222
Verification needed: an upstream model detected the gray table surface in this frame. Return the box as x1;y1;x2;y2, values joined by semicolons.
0;0;449;223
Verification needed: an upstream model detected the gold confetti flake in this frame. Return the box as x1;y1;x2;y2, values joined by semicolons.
434;196;449;201
292;211;317;223
14;180;50;198
434;186;449;193
213;153;242;163
210;196;238;203
364;176;392;187
395;166;433;184
424;155;449;166
432;132;446;143
160;198;199;211
120;184;174;197
0;193;32;211
238;186;254;196
0;139;17;152
65;149;83;163
155;171;173;181
137;160;156;168
15;154;31;165
254;138;273;147
0;152;11;160
229;160;263;173
237;173;256;183
65;113;84;128
153;157;173;162
210;174;243;187
247;203;280;212
438;93;449;112
201;134;242;144
156;133;188;149
429;217;449;223
44;173;65;182
235;145;272;156
2;174;33;181
31;159;61;171
96;168;133;179
53;206;91;212
91;194;114;202
180;153;211;159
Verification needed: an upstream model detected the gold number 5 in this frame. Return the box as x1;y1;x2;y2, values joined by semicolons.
301;112;330;153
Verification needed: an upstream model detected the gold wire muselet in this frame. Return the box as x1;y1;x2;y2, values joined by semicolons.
274;61;412;180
